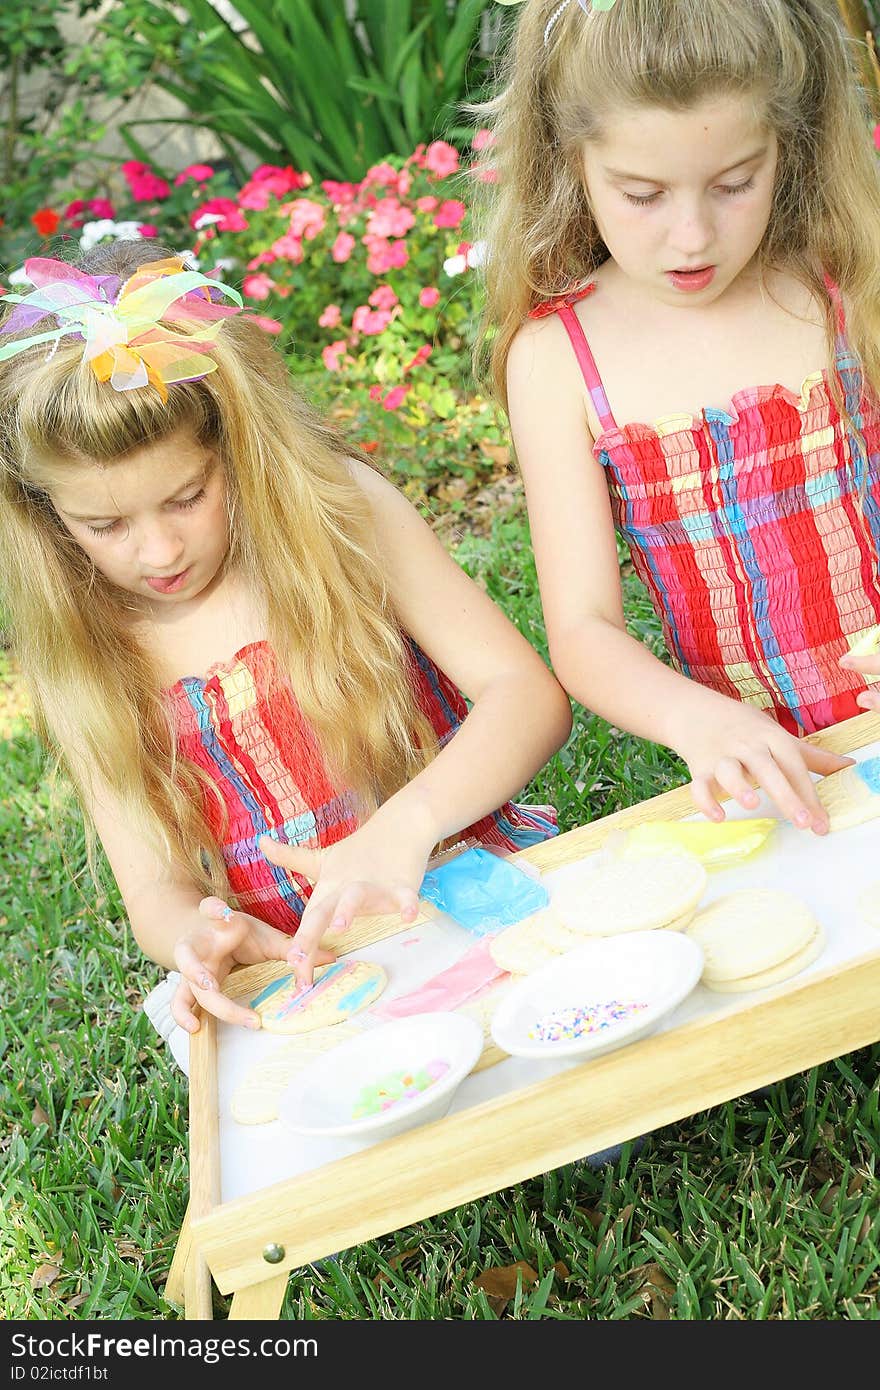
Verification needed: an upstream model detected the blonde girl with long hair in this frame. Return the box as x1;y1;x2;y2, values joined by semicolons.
480;0;880;830
0;239;571;1035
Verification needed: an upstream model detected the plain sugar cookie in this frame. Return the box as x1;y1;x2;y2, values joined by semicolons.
250;958;387;1034
551;851;708;936
686;888;823;992
231;1022;362;1124
488;909;580;976
816;757;880;832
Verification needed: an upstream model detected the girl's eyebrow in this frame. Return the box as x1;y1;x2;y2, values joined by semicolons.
61;470;210;523
604;146;768;182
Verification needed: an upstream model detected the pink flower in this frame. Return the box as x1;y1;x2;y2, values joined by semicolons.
874;122;880;152
382;385;410;412
472;128;496;152
252;164;309;191
407;144;427;170
322;340;348;372
138;224;159;238
369;384;384;401
247;250;277;269
404;344;432;373
471;166;498;184
365;161;401;188
242;272;275;300
244;314;283;334
174;163;215;186
424;140;459;178
433;199;467;229
352;304;393;336
416;195;438;213
318;304;342;329
191;197;248;232
271;232;304;263
122;162;170;201
418;286;440;309
64;197;116;227
331;231;356;263
287;198;326;240
236;183;274;210
368;284;398;312
322;180;359;205
364;236;408;275
366;197;415;239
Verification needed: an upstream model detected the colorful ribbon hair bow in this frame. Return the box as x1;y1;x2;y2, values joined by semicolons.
0;256;243;402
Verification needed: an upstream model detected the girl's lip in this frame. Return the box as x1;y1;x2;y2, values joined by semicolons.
145;567;191;593
667;265;716;292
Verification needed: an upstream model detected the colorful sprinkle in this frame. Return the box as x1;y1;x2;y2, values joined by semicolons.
528;1000;648;1043
351;1058;450;1119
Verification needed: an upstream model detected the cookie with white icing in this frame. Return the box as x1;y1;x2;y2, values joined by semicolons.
231;1022;362;1124
488;908;580;976
686;888;824;992
250;958;386;1035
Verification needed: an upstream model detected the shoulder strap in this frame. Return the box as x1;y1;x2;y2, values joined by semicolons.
556;302;619;434
822;271;847;346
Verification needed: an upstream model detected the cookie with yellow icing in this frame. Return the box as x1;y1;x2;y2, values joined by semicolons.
250;958;386;1035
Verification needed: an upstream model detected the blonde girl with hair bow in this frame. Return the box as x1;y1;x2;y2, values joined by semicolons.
0;240;571;1034
479;0;880;830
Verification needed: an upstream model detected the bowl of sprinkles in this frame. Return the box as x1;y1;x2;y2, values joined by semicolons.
491;932;704;1060
277;1011;483;1143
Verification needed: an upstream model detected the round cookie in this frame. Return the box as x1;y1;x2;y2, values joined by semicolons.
250;958;386;1035
489;908;580;975
686;888;822;992
551;851;707;936
816;757;880;832
231;1022;362;1124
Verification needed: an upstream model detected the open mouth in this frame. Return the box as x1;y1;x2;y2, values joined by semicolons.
667;265;716;292
145;568;191;594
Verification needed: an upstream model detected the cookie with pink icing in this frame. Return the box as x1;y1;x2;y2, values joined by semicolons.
250;958;386;1035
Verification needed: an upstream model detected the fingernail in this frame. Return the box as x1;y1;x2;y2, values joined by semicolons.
288;948;306;961
247;1015;262;1030
199;973;215;991
839;657;854;668
796;810;810;826
331;915;346;929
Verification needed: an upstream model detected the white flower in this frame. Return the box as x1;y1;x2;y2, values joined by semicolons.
212;257;237;271
78;219;144;252
193;212;224;232
8;267;33;287
467;240;487;268
443;254;467;277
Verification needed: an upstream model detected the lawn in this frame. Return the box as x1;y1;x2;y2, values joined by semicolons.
1;498;878;1320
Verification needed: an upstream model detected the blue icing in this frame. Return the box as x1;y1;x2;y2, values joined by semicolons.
250;974;293;1008
335;975;381;1012
855;757;880;796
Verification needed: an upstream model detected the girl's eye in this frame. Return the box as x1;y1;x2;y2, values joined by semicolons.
86;520;120;537
623;190;661;207
175;488;205;510
718;177;755;196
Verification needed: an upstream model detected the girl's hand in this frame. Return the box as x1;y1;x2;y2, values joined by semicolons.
839;650;880;710
259;818;434;986
170;897;335;1033
675;700;853;832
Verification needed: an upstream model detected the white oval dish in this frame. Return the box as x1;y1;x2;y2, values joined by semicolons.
277;1011;484;1142
490;931;704;1061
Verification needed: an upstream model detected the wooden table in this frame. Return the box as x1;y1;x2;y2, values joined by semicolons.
164;710;880;1319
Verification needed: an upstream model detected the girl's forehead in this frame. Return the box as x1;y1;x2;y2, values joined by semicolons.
43;431;214;510
586;93;770;172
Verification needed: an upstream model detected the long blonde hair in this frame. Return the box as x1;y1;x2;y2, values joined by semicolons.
0;240;437;899
475;0;880;414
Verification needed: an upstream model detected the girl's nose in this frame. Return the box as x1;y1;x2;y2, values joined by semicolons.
137;522;185;570
669;203;713;259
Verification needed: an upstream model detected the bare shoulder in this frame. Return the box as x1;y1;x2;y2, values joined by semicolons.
347;456;412;515
507;309;587;405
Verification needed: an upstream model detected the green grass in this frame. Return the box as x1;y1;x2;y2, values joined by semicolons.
1;506;878;1320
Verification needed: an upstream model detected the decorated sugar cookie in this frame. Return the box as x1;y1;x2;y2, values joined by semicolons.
686;888;824;993
846;624;880;683
231;1022;362;1125
488;908;580;975
250;958;387;1035
816;757;880;832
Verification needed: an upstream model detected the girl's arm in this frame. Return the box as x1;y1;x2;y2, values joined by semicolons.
505;314;851;832
261;461;573;980
86;782;322;1032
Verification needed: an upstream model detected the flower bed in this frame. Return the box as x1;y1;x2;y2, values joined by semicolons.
8;134;508;492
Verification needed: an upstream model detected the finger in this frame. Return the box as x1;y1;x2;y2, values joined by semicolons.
171;977;201;1034
801;744;856;777
764;743;829;832
839;653;880;676
187;982;262;1030
259;837;322;882
395;884;421;922
688;774;725;822
712;756;761;812
174;938;219;995
744;749;816;830
856;689;880;710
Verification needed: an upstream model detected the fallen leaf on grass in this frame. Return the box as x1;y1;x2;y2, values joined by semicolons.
630;1261;676;1319
114;1240;144;1264
31;1264;61;1290
372;1246;421;1288
30;1104;51;1130
474;1260;539;1316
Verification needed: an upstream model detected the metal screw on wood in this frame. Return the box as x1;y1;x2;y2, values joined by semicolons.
262;1243;285;1264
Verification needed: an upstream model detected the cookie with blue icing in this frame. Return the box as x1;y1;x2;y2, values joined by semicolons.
251;958;387;1035
816;757;880;832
